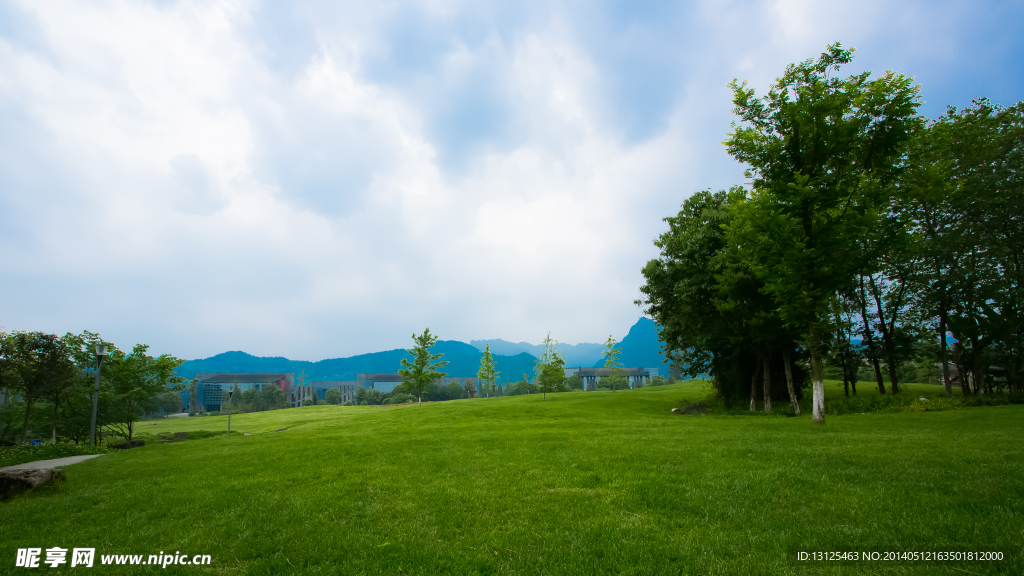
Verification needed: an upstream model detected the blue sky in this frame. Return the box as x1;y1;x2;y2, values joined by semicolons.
1;0;1022;361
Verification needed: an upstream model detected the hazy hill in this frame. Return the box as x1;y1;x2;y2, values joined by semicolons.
473;318;668;370
594;317;667;369
469;339;606;368
175;341;537;385
175;317;670;383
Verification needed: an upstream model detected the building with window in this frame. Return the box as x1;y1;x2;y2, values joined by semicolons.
564;367;660;390
187;372;295;412
357;373;404;393
305;381;359;404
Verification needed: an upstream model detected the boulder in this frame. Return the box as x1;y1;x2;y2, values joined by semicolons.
173;432;189;440
0;468;66;501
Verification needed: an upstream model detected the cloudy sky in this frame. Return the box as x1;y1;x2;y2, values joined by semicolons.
1;0;1021;361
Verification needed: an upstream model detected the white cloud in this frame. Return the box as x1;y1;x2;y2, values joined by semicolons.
0;0;1020;360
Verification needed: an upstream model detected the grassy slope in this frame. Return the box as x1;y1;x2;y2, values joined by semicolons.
2;382;1021;575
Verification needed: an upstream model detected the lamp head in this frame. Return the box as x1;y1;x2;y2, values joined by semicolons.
95;343;108;358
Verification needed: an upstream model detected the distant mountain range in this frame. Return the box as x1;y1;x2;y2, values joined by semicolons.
469;317;667;369
174;318;669;383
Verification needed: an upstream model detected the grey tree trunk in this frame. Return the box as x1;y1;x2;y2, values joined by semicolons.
858;276;887;394
869;276;900;394
761;353;772;413
783;348;801;416
750;356;762;412
939;312;953;398
809;325;825;424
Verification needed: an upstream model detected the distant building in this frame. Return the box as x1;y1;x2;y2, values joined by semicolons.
188;372;295;412
310;381;359;404
357;373;404;393
564;367;660;390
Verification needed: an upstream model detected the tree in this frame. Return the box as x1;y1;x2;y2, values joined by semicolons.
0;331;80;442
104;344;186;440
260;383;287;410
477;344;501;398
724;43;922;423
534;333;566;400
398;328;449;406
601;335;627;392
325;388;342;405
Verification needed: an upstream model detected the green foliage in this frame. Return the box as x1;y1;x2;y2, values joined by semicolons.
534;333;566;400
564;374;583;391
325;389;342;405
724;43;923;422
103;344;186;440
357;388;384;406
385;393;416;405
600;335;626;392
398;328;449;405
505;375;537;396
477;344;500;398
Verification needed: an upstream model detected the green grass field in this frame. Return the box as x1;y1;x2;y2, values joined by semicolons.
2;381;1021;574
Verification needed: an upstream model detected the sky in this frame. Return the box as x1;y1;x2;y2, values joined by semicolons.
1;0;1022;361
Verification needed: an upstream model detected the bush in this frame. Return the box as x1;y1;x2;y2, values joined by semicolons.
343;401;353;407
385;393;416;405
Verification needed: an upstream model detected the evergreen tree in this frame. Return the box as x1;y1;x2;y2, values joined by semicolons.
477;344;501;398
398;328;449;406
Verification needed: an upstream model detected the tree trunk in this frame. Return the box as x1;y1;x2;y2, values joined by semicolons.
783;348;801;416
869;276;900;394
971;341;988;396
761;352;772;413
858;275;887;394
20;395;34;442
841;351;849;397
809;326;825;424
750;356;762;412
939;311;953;398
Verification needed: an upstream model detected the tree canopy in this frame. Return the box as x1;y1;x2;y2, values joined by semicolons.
398;328;449;406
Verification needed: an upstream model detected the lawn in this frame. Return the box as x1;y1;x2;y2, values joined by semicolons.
2;381;1021;574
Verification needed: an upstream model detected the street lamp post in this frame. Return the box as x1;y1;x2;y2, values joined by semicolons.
227;390;233;437
90;343;108;447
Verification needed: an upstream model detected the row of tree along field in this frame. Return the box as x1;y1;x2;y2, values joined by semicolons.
0;326;681;444
376;329;677;406
638;44;1023;424
0;330;185;444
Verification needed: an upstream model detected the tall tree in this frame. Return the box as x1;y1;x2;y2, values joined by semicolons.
0;332;79;442
535;333;566;400
398;328;449;406
724;43;922;423
600;335;627;391
477;344;501;398
104;344;185;441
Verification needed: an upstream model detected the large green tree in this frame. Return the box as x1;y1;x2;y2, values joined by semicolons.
398;328;449;406
0;331;80;442
724;43;922;423
103;344;185;440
